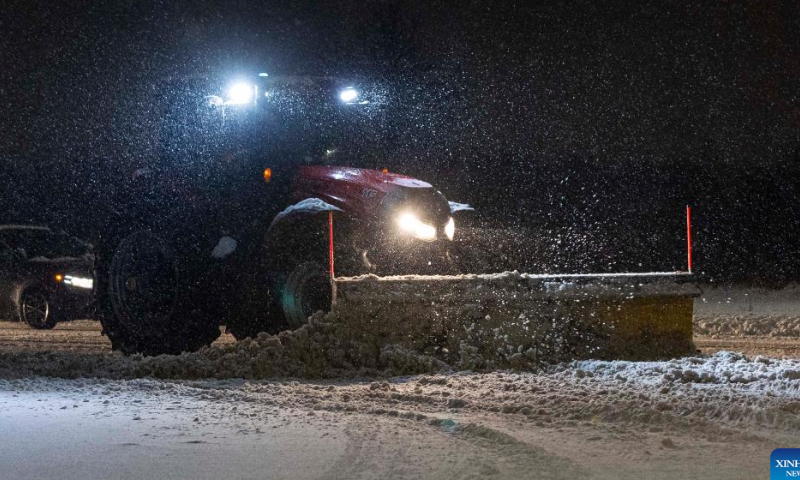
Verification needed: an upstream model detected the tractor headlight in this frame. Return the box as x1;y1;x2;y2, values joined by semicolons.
339;87;358;103
444;217;455;240
396;212;437;242
63;275;94;290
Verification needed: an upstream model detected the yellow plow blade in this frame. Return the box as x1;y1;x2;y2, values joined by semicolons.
333;273;698;368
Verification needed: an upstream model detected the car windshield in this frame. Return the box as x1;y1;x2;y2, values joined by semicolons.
0;229;86;259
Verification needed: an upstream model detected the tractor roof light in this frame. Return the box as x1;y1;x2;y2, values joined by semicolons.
226;82;254;105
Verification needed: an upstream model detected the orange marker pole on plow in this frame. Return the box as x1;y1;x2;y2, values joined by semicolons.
686;205;693;274
328;210;335;279
328;210;337;306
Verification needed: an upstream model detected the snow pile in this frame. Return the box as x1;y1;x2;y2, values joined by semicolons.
338;269;695;284
694;314;800;337
336;352;799;431
8;351;790;434
1;332;798;432
567;352;800;392
130;319;447;380
546;352;800;429
694;284;800;337
0;312;449;380
0;271;699;378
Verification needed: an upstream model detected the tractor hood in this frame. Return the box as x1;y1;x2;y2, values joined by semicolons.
292;166;450;226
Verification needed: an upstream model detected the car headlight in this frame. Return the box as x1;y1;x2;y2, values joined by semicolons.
63;275;94;289
444;217;455;240
396;212;437;241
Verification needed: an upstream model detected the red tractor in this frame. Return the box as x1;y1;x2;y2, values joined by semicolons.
93;75;471;355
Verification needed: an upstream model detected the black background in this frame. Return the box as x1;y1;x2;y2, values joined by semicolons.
2;0;799;284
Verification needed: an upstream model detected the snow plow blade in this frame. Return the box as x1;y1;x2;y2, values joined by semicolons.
332;272;698;368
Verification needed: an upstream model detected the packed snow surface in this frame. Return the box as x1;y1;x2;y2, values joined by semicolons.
696;315;800;337
0;283;799;479
0;352;797;479
3;346;799;427
695;283;800;337
1;321;799;433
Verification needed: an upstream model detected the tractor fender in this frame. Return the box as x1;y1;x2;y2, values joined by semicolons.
449;200;479;229
226;199;342;339
267;198;342;233
265;198;342;271
448;201;474;215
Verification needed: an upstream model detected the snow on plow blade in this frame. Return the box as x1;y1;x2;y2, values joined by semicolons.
332;272;698;368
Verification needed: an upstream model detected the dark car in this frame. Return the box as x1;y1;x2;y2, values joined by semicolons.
0;225;95;329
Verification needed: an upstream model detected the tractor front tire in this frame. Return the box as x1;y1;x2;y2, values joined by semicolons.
95;230;220;356
280;261;332;329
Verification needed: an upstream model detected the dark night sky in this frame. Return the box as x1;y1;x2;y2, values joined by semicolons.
2;0;800;282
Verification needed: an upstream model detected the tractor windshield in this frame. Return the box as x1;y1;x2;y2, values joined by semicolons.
233;77;388;166
157;76;389;181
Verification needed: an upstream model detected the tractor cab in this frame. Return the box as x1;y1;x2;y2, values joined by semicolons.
203;74;387;169
150;74;389;215
95;72;465;356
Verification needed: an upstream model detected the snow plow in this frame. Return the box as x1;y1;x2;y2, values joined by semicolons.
332;273;697;367
92;73;697;360
328;208;699;364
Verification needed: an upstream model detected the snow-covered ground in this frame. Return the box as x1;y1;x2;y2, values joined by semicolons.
1;353;797;479
0;283;798;479
695;283;800;317
694;283;800;357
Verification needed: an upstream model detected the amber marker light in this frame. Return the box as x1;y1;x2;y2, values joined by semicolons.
54;273;64;283
263;168;272;183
